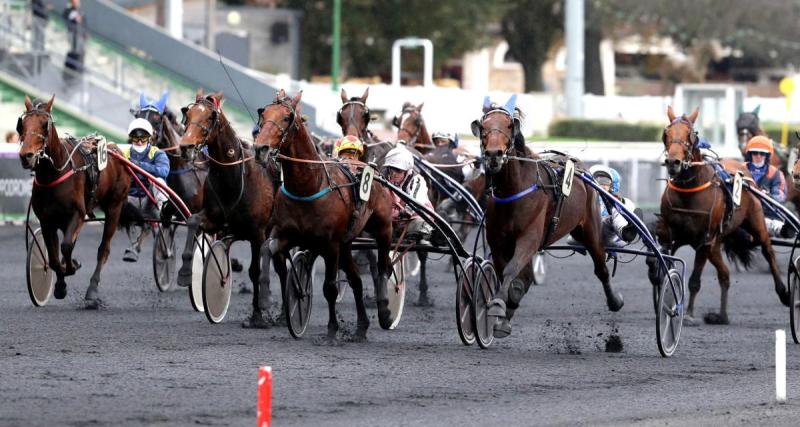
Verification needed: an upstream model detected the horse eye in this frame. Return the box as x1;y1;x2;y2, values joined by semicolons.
283;116;290;122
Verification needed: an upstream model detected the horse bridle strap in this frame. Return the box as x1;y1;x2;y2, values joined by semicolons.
492;183;539;203
204;153;254;167
33;169;75;187
667;180;712;193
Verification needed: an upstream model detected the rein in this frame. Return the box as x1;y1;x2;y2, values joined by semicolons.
492;183;539;203
667;180;712;193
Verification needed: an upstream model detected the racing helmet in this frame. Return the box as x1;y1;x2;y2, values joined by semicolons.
745;135;773;156
432;131;457;148
589;164;620;194
333;135;365;157
383;146;415;172
128;118;154;137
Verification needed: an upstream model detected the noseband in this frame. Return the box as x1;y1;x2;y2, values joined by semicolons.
18;109;56;168
478;109;517;168
181;99;220;150
257;99;298;162
663;116;699;172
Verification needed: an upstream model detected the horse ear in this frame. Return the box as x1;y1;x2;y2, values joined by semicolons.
687;107;699;124
196;88;205;101
277;88;286;99
471;119;481;137
753;104;761;116
667;105;676;122
156;91;169;113
513;118;521;138
291;90;303;108
45;95;55;112
361;87;369;102
340;88;348;103
417;102;424;111
482;96;491;113
139;92;148;109
24;95;32;111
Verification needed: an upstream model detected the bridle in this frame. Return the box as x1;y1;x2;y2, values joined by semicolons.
337;100;370;140
475;109;518;171
395;107;424;146
181;98;220;151
17;108;62;170
257;97;298;160
662;116;700;173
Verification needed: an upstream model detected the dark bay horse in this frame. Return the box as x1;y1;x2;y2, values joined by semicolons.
650;106;789;324
393;102;434;154
477;99;624;338
338;88;395;165
255;89;395;340
176;90;276;327
18;95;131;308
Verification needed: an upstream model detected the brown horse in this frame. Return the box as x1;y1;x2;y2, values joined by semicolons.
650;106;789;324
393;102;434;154
255;89;394;340
18;95;131;308
477;101;623;338
176;90;276;327
338;88;396;165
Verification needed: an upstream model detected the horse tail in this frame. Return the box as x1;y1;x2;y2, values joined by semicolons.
722;228;758;269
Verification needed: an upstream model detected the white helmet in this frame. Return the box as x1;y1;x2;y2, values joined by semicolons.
383;146;414;171
127;118;154;136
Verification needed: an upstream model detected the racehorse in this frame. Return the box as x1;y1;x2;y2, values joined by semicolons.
176;90;276;327
649;106;789;324
255;89;395;340
393;102;434;154
477;96;624;337
338;88;395;165
18;95;131;308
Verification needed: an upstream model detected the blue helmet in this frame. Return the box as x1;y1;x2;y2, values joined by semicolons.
609;168;621;195
589;164;620;195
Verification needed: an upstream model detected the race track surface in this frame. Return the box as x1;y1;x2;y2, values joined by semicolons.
2;225;800;426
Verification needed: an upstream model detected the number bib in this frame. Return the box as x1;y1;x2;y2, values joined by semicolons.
561;159;575;197
97;137;108;171
359;165;374;202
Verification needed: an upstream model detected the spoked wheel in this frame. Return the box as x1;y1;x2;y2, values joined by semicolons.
473;260;499;349
26;228;54;307
532;251;546;286
201;240;231;324
284;250;314;338
152;225;177;292
381;250;407;330
455;258;477;346
189;233;211;313
656;269;685;357
790;257;800;344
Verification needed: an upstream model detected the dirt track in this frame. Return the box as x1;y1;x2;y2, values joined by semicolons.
2;225;800;426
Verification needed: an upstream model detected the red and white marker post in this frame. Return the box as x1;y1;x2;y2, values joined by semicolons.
258;366;272;426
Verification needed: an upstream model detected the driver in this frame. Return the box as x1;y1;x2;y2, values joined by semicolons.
382;146;434;243
334;134;364;161
744;135;792;238
589;165;642;248
122;118;170;262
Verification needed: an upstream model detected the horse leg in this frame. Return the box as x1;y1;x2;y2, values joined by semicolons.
745;218;791;307
340;248;369;340
61;211;84;276
42;224;67;299
177;212;203;287
704;242;732;325
579;222;625;312
487;227;541;333
415;250;432;307
686;244;710;324
363;249;379;304
85;202;123;309
321;247;341;340
242;236;270;329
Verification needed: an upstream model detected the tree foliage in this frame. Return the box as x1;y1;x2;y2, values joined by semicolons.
279;0;498;81
500;0;563;92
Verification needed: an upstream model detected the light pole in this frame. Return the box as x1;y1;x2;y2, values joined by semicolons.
331;0;341;92
565;0;584;117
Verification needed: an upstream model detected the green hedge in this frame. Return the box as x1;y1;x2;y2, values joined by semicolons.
548;119;662;142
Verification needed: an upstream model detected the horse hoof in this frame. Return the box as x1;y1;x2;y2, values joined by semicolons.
607;293;624;312
122;248;139;263
413;293;434;307
176;270;192;288
54;282;67;300
377;299;391;330
84;298;101;310
352;330;368;343
493;318;512;338
703;312;729;325
487;299;506;318
272;311;288;327
84;285;98;302
684;315;700;327
779;288;791;307
241;313;271;329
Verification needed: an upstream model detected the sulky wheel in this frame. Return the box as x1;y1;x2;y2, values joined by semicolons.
380;250;407;330
189;233;211;313
26;228;54;307
455;257;477;346
284;250;314;338
656;268;685;357
532;251;546;286
473;260;499;349
790;257;800;344
152;225;177;292
201;240;231;324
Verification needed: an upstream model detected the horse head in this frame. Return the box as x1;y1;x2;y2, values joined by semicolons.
394;102;428;150
337;87;371;140
179;89;226;160
662;106;700;177
472;95;522;174
254;89;303;164
736;107;761;153
18;95;55;170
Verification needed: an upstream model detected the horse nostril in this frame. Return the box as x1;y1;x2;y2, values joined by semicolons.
24;152;34;159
